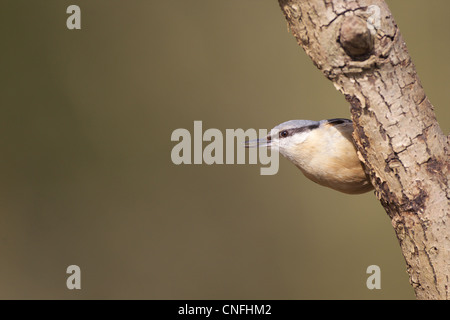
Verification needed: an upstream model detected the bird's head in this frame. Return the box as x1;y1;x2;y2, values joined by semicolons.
245;120;320;158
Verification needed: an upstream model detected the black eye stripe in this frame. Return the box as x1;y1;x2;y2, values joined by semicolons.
292;124;320;133
278;124;320;138
327;118;351;125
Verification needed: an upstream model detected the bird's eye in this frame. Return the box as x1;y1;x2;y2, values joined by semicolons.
279;130;289;138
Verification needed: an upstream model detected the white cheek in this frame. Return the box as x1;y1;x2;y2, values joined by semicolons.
278;139;288;149
277;135;307;155
269;139;280;151
273;138;291;155
291;134;308;144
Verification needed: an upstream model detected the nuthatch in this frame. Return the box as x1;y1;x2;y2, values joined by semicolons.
245;118;373;194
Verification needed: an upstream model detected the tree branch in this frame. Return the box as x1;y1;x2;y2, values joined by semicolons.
277;0;450;299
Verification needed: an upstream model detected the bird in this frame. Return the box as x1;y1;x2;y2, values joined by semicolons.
245;118;373;194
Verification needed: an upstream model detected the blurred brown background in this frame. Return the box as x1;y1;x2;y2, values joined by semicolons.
0;0;448;299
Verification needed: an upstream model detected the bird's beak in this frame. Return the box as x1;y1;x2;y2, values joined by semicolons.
244;137;271;148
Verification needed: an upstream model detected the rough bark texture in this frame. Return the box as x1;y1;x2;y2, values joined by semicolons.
277;0;450;299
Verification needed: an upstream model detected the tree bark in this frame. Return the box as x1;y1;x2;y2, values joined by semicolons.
277;0;450;299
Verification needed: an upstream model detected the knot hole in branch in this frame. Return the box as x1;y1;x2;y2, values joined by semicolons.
339;15;374;61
